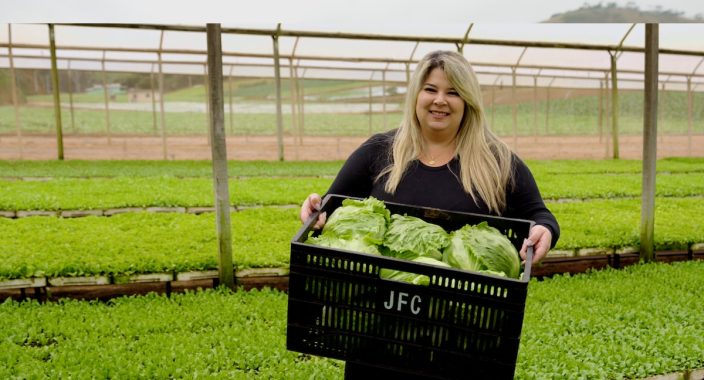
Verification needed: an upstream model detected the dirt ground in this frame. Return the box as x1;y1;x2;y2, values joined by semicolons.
1;133;702;161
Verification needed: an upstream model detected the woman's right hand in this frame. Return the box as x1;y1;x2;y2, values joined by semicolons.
300;193;327;229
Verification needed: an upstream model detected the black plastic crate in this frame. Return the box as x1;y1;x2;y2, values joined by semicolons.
287;194;534;380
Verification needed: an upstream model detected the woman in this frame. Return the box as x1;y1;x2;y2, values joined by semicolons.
300;50;559;264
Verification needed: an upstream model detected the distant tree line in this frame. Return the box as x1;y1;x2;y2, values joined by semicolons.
545;2;702;22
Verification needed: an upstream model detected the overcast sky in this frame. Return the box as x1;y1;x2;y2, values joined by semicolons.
2;0;703;24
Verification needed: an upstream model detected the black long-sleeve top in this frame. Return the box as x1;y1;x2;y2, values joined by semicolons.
326;130;560;247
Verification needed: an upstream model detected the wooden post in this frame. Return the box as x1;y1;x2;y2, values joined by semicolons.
511;67;517;150
532;75;538;141
272;23;284;161
48;24;64;160
228;65;234;135
456;23;473;54
490;84;496;128
288;58;298;157
8;24;23;158
368;71;374;136
511;48;527;150
545;83;551;134
67;60;76;133
640;23;658;263
297;67;305;143
150;64;158;135
406;41;419;85
687;76;693;156
206;23;235;290
659;81;665;144
689;58;704;153
604;72;611;158
382;66;387;131
157;30;167;159
288;37;300;152
598;80;604;142
491;75;500;128
204;63;212;147
610;52;620;159
101;50;112;144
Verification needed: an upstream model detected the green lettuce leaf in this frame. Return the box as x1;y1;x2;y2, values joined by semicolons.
306;197;389;254
442;221;521;279
382;214;449;260
305;234;381;255
321;197;390;245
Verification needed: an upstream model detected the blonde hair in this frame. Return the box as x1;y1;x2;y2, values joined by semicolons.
379;50;514;214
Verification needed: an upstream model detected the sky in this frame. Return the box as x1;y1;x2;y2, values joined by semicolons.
2;0;703;24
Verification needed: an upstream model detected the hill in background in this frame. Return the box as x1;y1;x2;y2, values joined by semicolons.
544;2;703;22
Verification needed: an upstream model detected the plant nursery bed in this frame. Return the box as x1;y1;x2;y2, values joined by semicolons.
611;252;642;268
113;273;174;284
60;210;105;218
47;282;175;301
234;275;289;292
641;367;704;380
0;279;215;302
47;276;111;286
1;250;702;302
0;277;47;290
0;269;292;302
234;267;290;291
0;278;47;301
532;255;610;277
655;250;691;263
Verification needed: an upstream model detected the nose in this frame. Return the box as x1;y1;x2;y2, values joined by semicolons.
433;92;447;105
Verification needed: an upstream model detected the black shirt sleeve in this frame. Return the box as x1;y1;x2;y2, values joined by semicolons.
505;156;561;248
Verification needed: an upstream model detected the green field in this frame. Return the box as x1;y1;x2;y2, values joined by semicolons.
1;197;703;280
1;261;702;379
2;85;702;137
0;106;398;136
0;158;703;281
2;157;702;177
1;172;704;211
25;78;373;103
1;156;703;379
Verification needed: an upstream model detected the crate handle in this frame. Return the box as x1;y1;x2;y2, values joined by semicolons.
522;245;534;280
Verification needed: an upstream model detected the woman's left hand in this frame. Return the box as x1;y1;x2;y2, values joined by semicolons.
520;225;552;264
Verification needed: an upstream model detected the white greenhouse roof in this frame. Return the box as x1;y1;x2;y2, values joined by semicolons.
1;23;703;91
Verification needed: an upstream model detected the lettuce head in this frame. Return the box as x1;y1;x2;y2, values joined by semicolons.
383;214;449;261
321;197;390;244
307;233;381;255
442;222;521;279
306;197;389;254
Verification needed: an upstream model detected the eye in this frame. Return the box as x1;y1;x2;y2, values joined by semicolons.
423;86;437;93
448;90;459;96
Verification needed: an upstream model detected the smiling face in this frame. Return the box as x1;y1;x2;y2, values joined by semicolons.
415;67;465;137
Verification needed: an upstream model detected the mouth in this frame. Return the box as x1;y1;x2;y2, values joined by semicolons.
430;110;450;117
